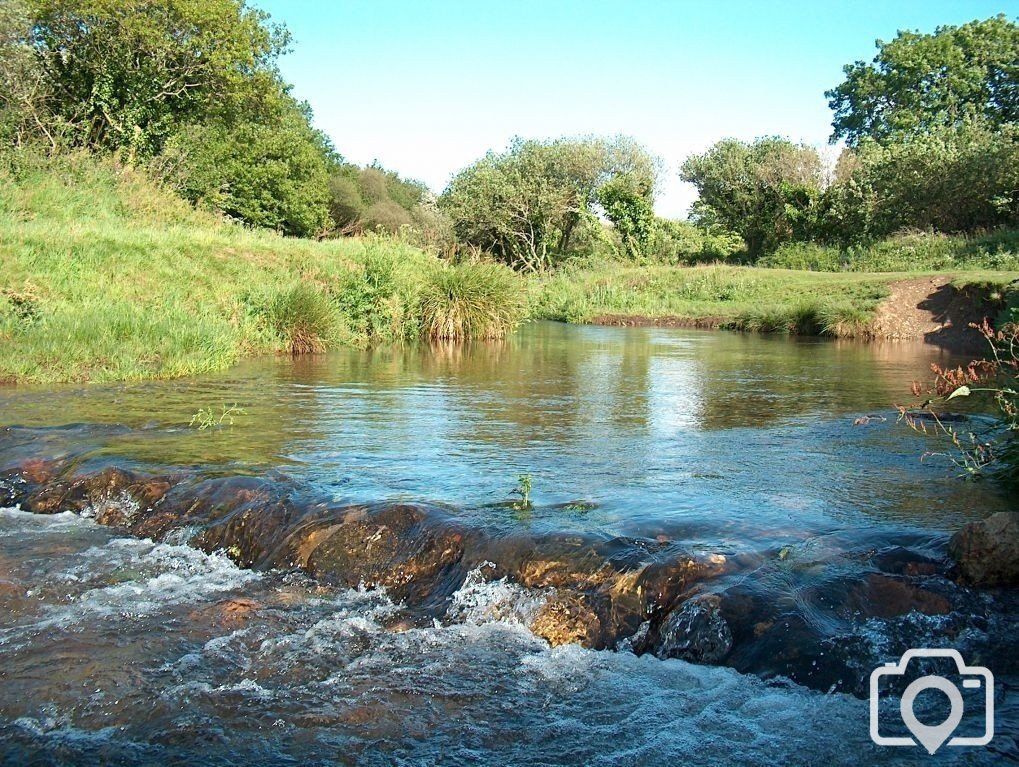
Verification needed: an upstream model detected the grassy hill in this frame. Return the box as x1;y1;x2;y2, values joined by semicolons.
0;152;456;383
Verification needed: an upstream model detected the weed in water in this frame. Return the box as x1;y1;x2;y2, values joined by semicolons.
190;404;246;430
512;473;533;511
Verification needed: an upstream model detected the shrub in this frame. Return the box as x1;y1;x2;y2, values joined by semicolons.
361;199;413;234
335;244;418;342
250;282;337;354
420;262;523;340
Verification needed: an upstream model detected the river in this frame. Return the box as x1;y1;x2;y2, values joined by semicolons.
0;322;1015;765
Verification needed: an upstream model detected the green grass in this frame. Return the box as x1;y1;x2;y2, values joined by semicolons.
4;150;1018;384
530;263;895;333
760;230;1019;272
530;262;1019;338
0;151;446;382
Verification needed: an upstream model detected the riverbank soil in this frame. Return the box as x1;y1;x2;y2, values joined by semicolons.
870;276;999;353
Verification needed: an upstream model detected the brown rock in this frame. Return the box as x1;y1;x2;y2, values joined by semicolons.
950;512;1019;586
848;574;952;618
530;592;602;647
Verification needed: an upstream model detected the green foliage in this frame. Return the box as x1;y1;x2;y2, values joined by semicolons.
646;218;746;264
596;175;657;260
361;199;413;235
529;262;892;328
327;173;365;232
760;229;1019;272
835;120;1019;237
334;243;420;343
680;137;824;258
827;15;1019;147
154;99;332;237
0;1;52;147
440;135;659;272
249;282;338;354
26;0;290;157
759;242;844;271
419;262;523;340
512;473;533;511
0;150;447;382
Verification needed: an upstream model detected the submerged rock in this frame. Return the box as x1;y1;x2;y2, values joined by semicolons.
530;591;602;647
950;512;1019;586
653;594;733;663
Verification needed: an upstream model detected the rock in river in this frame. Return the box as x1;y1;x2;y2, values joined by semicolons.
949;511;1019;586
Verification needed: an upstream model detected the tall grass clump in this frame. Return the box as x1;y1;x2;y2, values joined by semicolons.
249;282;338;354
420;262;524;340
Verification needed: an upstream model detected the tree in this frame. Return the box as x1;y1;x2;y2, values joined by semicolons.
155;97;332;237
828;119;1019;237
827;15;1019;146
440;136;658;272
680;137;823;258
0;0;52;147
26;0;290;157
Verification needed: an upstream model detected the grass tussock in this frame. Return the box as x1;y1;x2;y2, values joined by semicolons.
250;283;338;354
728;301;875;338
421;262;523;340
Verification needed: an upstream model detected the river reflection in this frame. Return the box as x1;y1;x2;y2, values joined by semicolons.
0;322;1009;545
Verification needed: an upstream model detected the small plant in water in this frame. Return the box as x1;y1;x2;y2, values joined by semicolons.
512;473;533;511
190;404;245;430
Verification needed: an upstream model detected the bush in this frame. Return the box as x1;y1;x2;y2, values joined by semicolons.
250;282;338;354
362;199;413;234
335;244;419;343
648;219;745;264
420;262;523;340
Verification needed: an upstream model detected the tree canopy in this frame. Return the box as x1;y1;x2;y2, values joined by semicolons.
827;15;1019;146
440;136;658;271
680;137;823;258
25;0;290;157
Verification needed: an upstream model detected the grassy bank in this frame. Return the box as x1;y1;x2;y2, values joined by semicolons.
529;262;1019;337
0;152;521;383
3;152;1018;385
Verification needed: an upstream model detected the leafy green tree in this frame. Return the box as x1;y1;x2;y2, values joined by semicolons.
829;119;1019;237
440;136;658;272
26;0;290;156
156;98;332;237
680;137;824;258
827;15;1019;146
596;175;656;260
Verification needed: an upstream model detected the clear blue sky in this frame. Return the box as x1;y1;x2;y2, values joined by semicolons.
252;1;1017;217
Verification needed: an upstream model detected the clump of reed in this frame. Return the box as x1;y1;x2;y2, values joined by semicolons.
251;282;338;354
419;262;524;341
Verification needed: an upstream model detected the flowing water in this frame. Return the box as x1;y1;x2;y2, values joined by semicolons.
0;322;1016;765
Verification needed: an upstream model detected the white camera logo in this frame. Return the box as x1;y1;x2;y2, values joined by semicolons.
870;649;994;755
